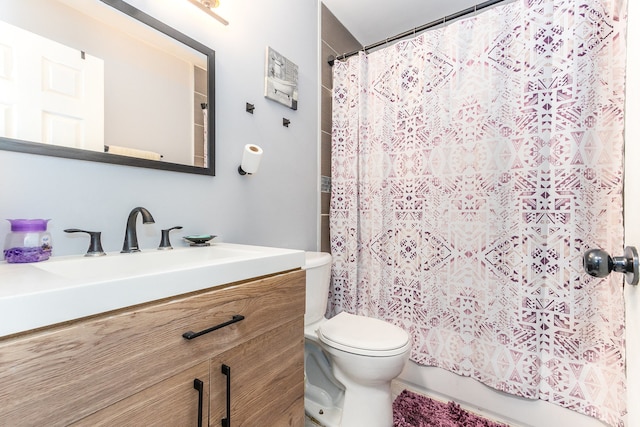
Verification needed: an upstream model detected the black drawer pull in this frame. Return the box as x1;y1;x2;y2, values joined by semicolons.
221;364;231;427
182;315;245;340
193;378;204;427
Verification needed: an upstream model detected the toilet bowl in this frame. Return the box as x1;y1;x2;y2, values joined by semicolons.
303;252;410;427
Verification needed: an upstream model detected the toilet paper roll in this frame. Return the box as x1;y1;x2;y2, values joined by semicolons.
241;144;263;174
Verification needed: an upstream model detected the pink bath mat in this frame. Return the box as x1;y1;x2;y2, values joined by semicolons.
393;389;509;427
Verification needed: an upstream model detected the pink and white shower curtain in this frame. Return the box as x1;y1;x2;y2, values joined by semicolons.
329;0;628;425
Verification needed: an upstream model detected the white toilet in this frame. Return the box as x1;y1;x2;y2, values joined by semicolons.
303;252;411;427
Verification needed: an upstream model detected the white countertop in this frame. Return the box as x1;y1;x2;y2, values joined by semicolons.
0;243;305;338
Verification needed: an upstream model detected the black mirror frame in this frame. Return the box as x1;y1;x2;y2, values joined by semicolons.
0;0;216;176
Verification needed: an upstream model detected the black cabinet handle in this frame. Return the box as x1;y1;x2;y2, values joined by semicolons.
221;364;231;427
193;378;204;427
182;315;245;340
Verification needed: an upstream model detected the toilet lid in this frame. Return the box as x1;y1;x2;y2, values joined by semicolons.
318;312;409;354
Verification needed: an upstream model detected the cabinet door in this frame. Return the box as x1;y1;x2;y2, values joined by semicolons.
71;362;209;427
210;318;305;427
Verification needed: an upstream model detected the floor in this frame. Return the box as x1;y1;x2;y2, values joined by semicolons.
305;415;322;426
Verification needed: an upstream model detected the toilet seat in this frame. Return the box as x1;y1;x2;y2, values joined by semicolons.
318;312;410;357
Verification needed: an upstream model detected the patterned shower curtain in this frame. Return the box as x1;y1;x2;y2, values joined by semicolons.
328;0;628;425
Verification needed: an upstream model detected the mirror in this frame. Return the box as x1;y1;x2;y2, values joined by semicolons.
0;0;215;175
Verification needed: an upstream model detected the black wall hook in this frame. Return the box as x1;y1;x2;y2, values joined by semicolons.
283;118;290;127
246;102;255;114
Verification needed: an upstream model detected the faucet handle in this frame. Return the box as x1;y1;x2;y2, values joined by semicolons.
64;229;106;257
158;226;183;250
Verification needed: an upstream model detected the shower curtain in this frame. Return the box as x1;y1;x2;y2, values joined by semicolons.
328;0;628;425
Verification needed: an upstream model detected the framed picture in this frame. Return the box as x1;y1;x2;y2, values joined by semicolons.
264;46;298;110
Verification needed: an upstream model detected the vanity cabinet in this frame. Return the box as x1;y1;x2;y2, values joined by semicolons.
0;269;305;426
210;319;304;426
70;362;211;426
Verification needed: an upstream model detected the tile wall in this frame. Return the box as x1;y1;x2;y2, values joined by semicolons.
320;4;362;252
194;66;207;167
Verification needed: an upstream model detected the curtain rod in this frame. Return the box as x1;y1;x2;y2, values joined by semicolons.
328;0;508;66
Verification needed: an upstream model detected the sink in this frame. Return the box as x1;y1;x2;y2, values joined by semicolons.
0;243;305;337
33;244;253;280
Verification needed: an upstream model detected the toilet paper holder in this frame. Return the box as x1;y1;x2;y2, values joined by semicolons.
583;246;639;285
238;144;263;175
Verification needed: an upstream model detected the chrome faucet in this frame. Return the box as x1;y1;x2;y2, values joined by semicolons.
121;207;155;253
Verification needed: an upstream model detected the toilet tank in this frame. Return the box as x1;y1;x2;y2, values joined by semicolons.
303;252;332;326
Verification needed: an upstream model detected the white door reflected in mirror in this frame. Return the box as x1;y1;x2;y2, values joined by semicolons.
0;20;104;152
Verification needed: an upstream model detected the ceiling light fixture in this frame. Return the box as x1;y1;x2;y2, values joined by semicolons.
187;0;229;26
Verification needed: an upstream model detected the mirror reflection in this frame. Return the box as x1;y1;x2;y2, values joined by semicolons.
0;0;215;175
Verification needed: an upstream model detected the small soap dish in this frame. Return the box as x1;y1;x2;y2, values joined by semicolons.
183;235;216;247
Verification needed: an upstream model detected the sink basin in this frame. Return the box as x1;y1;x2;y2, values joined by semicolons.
33;244;254;280
0;243;305;337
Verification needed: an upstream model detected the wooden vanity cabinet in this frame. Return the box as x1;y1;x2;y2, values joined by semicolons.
210;318;304;426
70;361;211;427
0;269;305;427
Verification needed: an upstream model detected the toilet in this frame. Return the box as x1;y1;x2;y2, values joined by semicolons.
303;252;410;427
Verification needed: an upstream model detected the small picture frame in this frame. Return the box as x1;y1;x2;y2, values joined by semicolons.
264;46;298;110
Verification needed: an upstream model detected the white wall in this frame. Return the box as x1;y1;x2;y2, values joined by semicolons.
0;0;320;256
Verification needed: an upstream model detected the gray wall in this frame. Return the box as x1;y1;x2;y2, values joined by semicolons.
319;4;361;252
0;0;319;256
